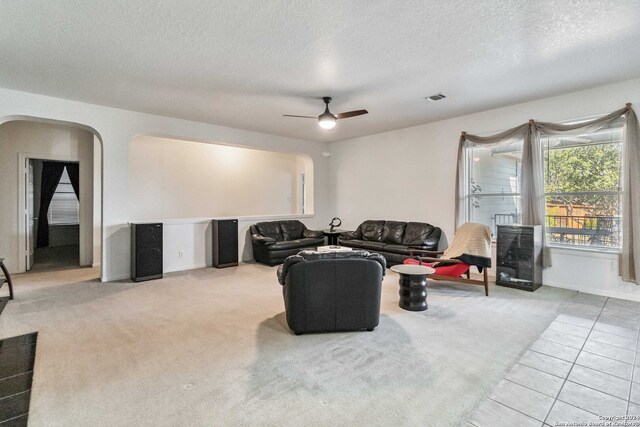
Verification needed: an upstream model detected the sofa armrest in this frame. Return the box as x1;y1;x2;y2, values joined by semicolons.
302;229;324;238
252;234;276;246
424;235;440;248
338;230;358;240
277;254;304;285
406;235;440;248
366;252;387;276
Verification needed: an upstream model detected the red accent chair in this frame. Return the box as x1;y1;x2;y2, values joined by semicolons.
404;252;489;296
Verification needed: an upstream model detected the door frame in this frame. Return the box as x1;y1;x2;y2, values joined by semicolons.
17;153;86;272
26;159;34;270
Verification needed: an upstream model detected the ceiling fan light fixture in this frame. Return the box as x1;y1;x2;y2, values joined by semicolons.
284;96;367;130
318;113;336;129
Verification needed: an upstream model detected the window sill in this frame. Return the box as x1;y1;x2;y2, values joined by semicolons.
547;244;620;257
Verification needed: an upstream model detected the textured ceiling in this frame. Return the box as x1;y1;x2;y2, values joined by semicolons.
1;1;640;142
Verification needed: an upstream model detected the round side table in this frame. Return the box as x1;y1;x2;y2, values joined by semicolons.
390;264;435;311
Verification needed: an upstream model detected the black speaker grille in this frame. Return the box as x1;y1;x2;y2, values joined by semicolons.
131;223;163;281
136;248;162;278
213;219;238;267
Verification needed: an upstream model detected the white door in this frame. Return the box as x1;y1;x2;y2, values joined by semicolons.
26;160;35;270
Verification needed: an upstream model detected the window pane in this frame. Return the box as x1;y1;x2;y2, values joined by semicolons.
546;193;621;248
469;195;521;236
543;119;623;249
467;142;522;237
469;143;521;195
47;167;79;225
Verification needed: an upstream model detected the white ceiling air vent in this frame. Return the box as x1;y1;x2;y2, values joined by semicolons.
426;93;447;102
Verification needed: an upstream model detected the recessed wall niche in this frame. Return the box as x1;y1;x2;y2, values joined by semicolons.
128;135;313;220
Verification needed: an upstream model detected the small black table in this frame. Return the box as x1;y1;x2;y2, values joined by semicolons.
322;230;343;246
390;264;435;311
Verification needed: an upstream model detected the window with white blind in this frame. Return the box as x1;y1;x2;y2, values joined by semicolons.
47;167;79;225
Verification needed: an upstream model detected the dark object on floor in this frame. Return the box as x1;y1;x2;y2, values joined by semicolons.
0;258;14;300
338;220;441;266
130;223;163;282
212;219;238;268
0;332;37;426
277;250;386;334
496;225;542;292
250;220;324;266
391;264;435;311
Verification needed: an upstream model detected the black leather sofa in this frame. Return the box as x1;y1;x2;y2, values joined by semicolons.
277;250;386;335
250;220;325;266
338;220;441;266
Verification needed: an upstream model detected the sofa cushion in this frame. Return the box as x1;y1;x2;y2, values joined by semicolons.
341;239;366;248
361;220;385;241
402;222;435;246
295;237;325;247
267;240;304;251
382;244;412;255
303;229;324;238
382;221;407;244
338;230;360;240
358;241;387;251
280;220;305;240
256;221;284;241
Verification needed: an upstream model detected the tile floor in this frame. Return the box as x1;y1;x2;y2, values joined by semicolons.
468;293;640;427
0;333;37;426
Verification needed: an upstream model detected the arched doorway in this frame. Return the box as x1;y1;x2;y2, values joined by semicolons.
0;116;103;279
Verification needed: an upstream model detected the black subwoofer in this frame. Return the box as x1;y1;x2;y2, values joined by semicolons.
131;223;163;282
212;219;238;268
496;225;542;292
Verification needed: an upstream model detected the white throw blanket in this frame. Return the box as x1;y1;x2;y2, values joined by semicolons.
441;222;492;261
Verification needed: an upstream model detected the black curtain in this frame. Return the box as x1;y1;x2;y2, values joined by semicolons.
36;162;66;248
65;162;80;201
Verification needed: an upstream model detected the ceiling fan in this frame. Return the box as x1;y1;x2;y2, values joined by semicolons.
284;97;368;130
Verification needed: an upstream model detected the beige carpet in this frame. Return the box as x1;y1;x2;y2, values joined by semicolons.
0;264;578;426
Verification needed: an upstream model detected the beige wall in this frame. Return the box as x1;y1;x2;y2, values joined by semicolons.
0;120;95;272
128;135;313;220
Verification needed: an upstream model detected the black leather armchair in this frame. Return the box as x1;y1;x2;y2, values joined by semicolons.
277;250;386;335
250;220;325;266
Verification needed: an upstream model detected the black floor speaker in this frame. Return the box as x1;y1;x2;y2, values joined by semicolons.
131;223;163;282
212;219;238;268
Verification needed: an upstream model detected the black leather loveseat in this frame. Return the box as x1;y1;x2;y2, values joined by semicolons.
277;250;386;334
250;220;325;266
338;220;441;266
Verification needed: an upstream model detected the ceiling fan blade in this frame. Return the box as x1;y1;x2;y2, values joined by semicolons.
335;109;368;119
283;114;316;119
